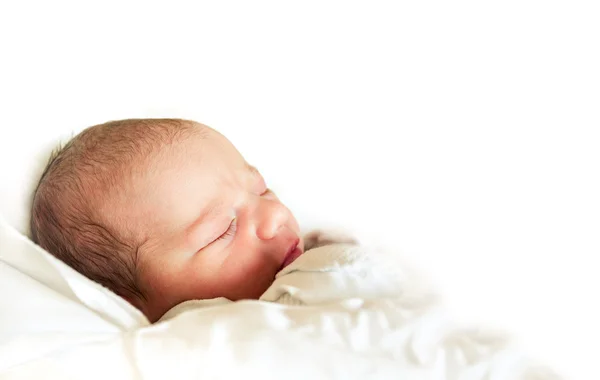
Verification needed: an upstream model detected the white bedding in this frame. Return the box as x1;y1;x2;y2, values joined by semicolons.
0;219;559;379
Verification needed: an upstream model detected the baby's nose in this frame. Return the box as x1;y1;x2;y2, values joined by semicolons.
256;202;289;241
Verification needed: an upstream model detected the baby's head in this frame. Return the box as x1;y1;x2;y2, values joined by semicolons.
31;119;304;321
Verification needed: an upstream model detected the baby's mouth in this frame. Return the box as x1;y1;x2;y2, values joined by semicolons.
278;238;302;272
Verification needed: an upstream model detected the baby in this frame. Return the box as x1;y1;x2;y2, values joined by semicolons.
31;119;351;322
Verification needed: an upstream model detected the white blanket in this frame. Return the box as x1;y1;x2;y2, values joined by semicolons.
0;220;559;379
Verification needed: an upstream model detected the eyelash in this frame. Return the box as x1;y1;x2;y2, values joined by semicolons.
211;187;269;245
216;217;237;241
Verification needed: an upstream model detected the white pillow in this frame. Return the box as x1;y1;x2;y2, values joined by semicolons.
0;217;147;333
1;218;144;378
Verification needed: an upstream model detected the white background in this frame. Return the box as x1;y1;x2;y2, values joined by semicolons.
1;2;598;378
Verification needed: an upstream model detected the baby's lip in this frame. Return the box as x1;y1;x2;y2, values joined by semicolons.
278;238;302;271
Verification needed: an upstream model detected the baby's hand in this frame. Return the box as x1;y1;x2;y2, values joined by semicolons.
303;229;359;251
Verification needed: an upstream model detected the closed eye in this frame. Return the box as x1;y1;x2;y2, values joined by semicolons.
215;217;237;242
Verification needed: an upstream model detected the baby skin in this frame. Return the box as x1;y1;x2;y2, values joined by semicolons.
31;119;355;322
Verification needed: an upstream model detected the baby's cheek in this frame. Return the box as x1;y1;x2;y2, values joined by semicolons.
221;248;279;299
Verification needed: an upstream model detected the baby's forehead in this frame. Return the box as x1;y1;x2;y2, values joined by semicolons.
98;124;254;199
166;130;250;169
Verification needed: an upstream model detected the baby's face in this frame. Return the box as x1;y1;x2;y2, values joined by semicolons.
111;126;304;321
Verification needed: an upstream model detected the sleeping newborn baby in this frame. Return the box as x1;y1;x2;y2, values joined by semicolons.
31;118;354;322
28;119;558;379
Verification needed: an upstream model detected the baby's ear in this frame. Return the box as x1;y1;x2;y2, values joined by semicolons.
303;229;359;251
